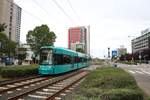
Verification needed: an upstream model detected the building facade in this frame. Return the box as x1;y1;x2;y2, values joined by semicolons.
0;0;21;43
131;28;150;60
117;46;127;57
68;26;90;54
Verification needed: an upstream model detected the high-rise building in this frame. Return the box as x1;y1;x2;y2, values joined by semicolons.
117;46;127;57
68;26;90;54
0;0;21;43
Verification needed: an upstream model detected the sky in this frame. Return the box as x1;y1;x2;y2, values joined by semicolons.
14;0;150;58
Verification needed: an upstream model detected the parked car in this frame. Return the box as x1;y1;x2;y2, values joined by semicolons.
4;57;14;66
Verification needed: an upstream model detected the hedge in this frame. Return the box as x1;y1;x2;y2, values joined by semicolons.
0;65;38;78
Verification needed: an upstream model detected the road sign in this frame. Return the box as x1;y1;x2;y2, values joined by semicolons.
112;50;117;57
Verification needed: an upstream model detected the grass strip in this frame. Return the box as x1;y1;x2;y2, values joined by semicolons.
73;66;144;100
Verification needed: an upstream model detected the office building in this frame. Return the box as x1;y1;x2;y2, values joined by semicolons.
132;28;150;53
68;26;90;54
131;28;150;60
0;0;21;43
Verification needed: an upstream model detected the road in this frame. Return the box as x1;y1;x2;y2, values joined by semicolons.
117;63;150;96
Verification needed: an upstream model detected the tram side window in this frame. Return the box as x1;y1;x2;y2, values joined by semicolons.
71;57;75;64
53;54;63;65
75;57;78;63
77;57;82;63
63;55;71;64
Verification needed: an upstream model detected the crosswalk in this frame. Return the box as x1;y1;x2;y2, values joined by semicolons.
126;69;150;76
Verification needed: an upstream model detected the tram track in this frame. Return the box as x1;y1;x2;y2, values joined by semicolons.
0;75;41;86
0;70;87;100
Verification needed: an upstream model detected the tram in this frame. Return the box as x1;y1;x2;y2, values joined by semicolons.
38;46;90;75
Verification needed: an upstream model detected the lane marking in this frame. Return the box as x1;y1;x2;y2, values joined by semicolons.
135;71;144;74
141;70;150;75
128;70;135;74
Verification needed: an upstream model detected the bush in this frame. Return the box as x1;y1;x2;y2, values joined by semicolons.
119;61;137;65
73;67;144;100
0;65;38;78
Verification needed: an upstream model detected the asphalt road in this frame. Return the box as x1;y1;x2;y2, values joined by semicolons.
117;63;150;96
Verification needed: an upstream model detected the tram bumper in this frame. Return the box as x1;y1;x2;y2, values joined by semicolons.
38;65;53;75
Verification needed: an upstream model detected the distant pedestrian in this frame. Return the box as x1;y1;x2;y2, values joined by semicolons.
14;58;18;65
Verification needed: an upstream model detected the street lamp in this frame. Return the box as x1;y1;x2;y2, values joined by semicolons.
0;41;1;49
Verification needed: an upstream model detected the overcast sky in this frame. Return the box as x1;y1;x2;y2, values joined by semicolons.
14;0;150;58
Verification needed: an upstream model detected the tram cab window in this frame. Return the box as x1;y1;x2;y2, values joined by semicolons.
40;49;52;65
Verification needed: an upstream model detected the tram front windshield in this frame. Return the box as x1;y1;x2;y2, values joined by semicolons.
40;49;53;65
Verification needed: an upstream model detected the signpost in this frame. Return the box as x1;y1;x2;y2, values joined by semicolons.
112;50;117;58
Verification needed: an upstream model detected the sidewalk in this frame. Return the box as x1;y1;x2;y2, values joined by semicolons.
136;63;150;68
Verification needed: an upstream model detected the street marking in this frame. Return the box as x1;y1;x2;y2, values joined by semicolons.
135;71;144;74
141;70;150;75
28;94;47;99
128;70;135;74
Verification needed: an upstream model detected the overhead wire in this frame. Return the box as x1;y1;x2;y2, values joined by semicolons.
51;0;75;24
32;0;52;19
66;0;80;22
6;0;45;23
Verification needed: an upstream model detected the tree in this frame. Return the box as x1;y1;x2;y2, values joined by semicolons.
26;24;56;56
0;23;7;32
0;23;17;56
18;47;27;60
0;32;17;56
5;40;17;56
76;48;85;53
0;32;8;55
